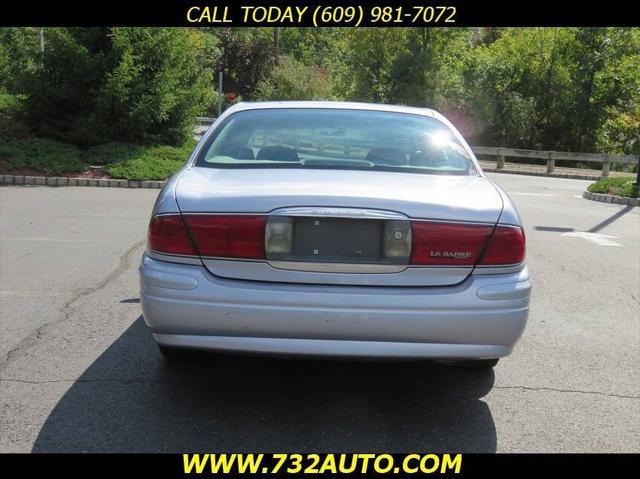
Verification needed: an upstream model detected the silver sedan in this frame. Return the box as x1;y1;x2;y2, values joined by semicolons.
140;102;530;369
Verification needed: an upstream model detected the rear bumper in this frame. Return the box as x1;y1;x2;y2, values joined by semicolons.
153;335;513;359
140;254;531;359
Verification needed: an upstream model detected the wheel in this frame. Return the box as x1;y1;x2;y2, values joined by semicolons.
459;358;499;370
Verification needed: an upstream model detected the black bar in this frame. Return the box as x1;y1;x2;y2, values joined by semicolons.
1;453;638;477
1;0;639;27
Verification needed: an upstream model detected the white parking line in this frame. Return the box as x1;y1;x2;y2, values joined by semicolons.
560;231;622;247
509;192;559;197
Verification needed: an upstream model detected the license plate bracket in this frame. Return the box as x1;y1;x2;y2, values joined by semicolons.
292;217;382;263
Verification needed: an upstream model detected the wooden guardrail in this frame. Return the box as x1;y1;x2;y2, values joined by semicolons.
195;117;638;177
472;146;638;177
196;116;216;125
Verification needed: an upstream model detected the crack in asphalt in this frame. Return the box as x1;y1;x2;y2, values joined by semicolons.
492;385;639;400
0;239;146;370
1;377;638;400
0;378;168;384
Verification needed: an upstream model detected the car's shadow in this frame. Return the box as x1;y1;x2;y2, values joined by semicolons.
33;316;497;452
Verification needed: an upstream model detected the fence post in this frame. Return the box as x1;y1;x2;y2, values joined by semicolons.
602;155;611;177
546;152;555;174
496;148;505;169
217;71;223;117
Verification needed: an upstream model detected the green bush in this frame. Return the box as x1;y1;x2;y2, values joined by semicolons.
0;92;31;139
13;28;215;146
103;139;196;180
84;142;146;165
0;134;196;178
255;56;333;101
587;177;639;198
0;137;85;174
597;105;640;157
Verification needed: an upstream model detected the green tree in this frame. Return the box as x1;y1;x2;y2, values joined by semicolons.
212;28;277;101
0;27;41;91
255;56;333;100
460;28;575;148
570;28;640;152
11;27;215;146
18;28;109;144
101;28;216;144
2;26;639;156
0;40;10;89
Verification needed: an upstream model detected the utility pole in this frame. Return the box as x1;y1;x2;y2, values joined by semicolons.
274;27;280;56
217;71;223;117
39;28;44;53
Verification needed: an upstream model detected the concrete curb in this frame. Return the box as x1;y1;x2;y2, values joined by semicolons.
582;189;639;207
0;175;166;189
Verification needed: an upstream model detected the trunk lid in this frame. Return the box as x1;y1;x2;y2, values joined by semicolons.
175;167;504;286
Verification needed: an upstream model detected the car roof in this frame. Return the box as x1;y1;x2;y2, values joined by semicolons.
230;101;437;118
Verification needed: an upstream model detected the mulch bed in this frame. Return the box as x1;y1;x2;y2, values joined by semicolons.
0;164;111;179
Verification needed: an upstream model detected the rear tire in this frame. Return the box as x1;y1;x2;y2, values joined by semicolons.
157;343;189;360
459;358;499;370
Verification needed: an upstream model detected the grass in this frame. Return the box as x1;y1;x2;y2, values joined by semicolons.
587;177;639;198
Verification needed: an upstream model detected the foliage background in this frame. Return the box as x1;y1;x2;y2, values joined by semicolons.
1;27;216;146
1;27;638;159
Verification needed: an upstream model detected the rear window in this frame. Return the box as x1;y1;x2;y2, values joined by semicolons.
196;108;477;176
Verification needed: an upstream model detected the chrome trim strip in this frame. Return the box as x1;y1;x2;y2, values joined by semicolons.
201;258;472;286
410;218;496;226
202;256;474;270
269;207;408;220
158;212;268;217
150;251;524;273
147;250;202;266
475;261;524;268
268;261;407;274
154;210;522;228
200;256;264;262
492;224;523;229
473;263;526;275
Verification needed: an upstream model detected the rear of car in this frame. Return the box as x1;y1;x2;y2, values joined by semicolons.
140;102;531;365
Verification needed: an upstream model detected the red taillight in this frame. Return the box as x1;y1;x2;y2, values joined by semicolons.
410;222;494;265
479;225;526;265
148;215;197;256
149;213;524;266
182;215;266;259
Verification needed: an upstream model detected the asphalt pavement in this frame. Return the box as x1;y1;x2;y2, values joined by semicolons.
0;173;638;452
